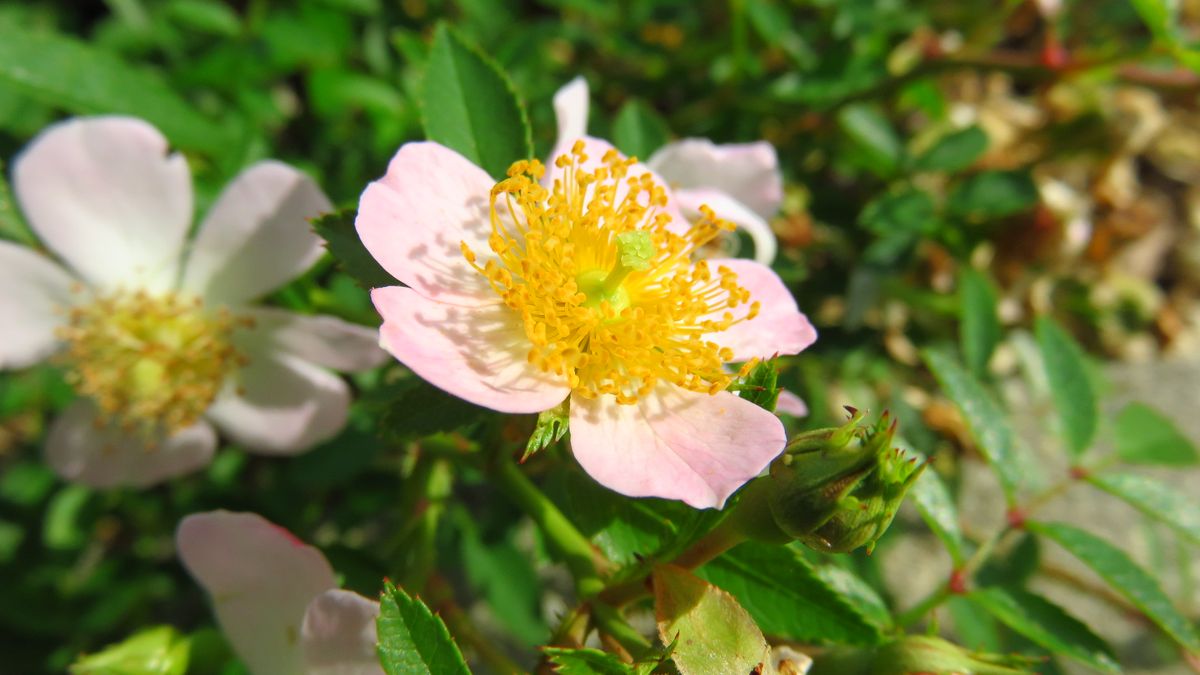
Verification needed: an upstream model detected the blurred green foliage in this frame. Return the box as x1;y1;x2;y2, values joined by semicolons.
2;0;1200;672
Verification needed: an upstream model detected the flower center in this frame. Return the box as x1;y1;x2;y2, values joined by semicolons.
57;289;248;436
462;141;761;405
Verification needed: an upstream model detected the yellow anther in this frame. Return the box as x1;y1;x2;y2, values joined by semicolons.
462;149;758;405
57;290;245;438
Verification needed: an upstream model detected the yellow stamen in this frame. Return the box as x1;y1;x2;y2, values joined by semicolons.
56;290;248;438
462;143;758;405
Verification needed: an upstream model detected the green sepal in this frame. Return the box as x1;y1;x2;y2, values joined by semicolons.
523;399;570;461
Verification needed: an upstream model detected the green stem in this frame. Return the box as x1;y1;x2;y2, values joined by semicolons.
494;456;607;597
896;584;951;630
440;600;526;674
905;467;1091;626
592;601;653;657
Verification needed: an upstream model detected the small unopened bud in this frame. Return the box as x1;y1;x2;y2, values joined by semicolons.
810;635;1036;675
759;409;926;553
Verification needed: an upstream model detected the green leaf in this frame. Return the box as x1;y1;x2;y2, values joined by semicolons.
421;23;533;179
43;484;91;551
744;0;816;67
611;99;670;160
1028;521;1200;653
967;587;1119;672
69;626;190;675
1113;402;1199;466
0;23;232;154
164;0;242;37
1088;472;1200;546
543;647;642;675
811;564;894;632
838;104;903;177
922;349;1020;499
696;542;883;645
368;379;490;443
913;126;988;173
547;466;722;567
858;188;937;236
1035;318;1097;456
653;565;769;675
313;209;396;290
947;596;1003;652
524;400;570;461
909;469;965;565
1130;0;1177;41
975;533;1039;588
959;268;1001;379
376;581;470;675
946;170;1037;221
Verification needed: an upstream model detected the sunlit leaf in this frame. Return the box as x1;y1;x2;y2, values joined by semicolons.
909;469;965;565
1113;402;1199;466
1088;472;1200;546
421;23;533;179
696;542;883;645
377;581;470;675
0;23;232;153
923;349;1020;499
959;268;1000;379
946;170;1037;221
913;126;988;173
1035;318;1097;457
612;99;670;160
967;587;1119;672
653;564;770;675
1028;521;1200;653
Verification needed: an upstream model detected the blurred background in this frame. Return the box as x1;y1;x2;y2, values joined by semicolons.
1;0;1199;673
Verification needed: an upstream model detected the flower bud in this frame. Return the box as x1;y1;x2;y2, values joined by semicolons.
809;635;1035;675
759;408;926;553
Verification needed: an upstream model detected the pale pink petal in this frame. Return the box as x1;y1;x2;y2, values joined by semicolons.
707;259;817;362
675;187;777;265
177;511;336;675
775;390;809;418
553;76;590;148
12;116;192;291
569;386;786;508
0;241;74;369
372;286;569;414
355;142;497;306
647;139;783;219
301;589;384;675
206;352;350;455
183;161;332;305
45;399;216;487
544;136;689;233
240;307;387;373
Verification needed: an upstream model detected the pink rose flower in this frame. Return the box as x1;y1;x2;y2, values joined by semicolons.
356;129;816;508
0;116;387;487
177;511;382;675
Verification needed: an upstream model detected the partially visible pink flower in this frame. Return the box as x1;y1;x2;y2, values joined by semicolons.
356;133;816;508
552;77;784;264
176;511;383;675
0;116;387;487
